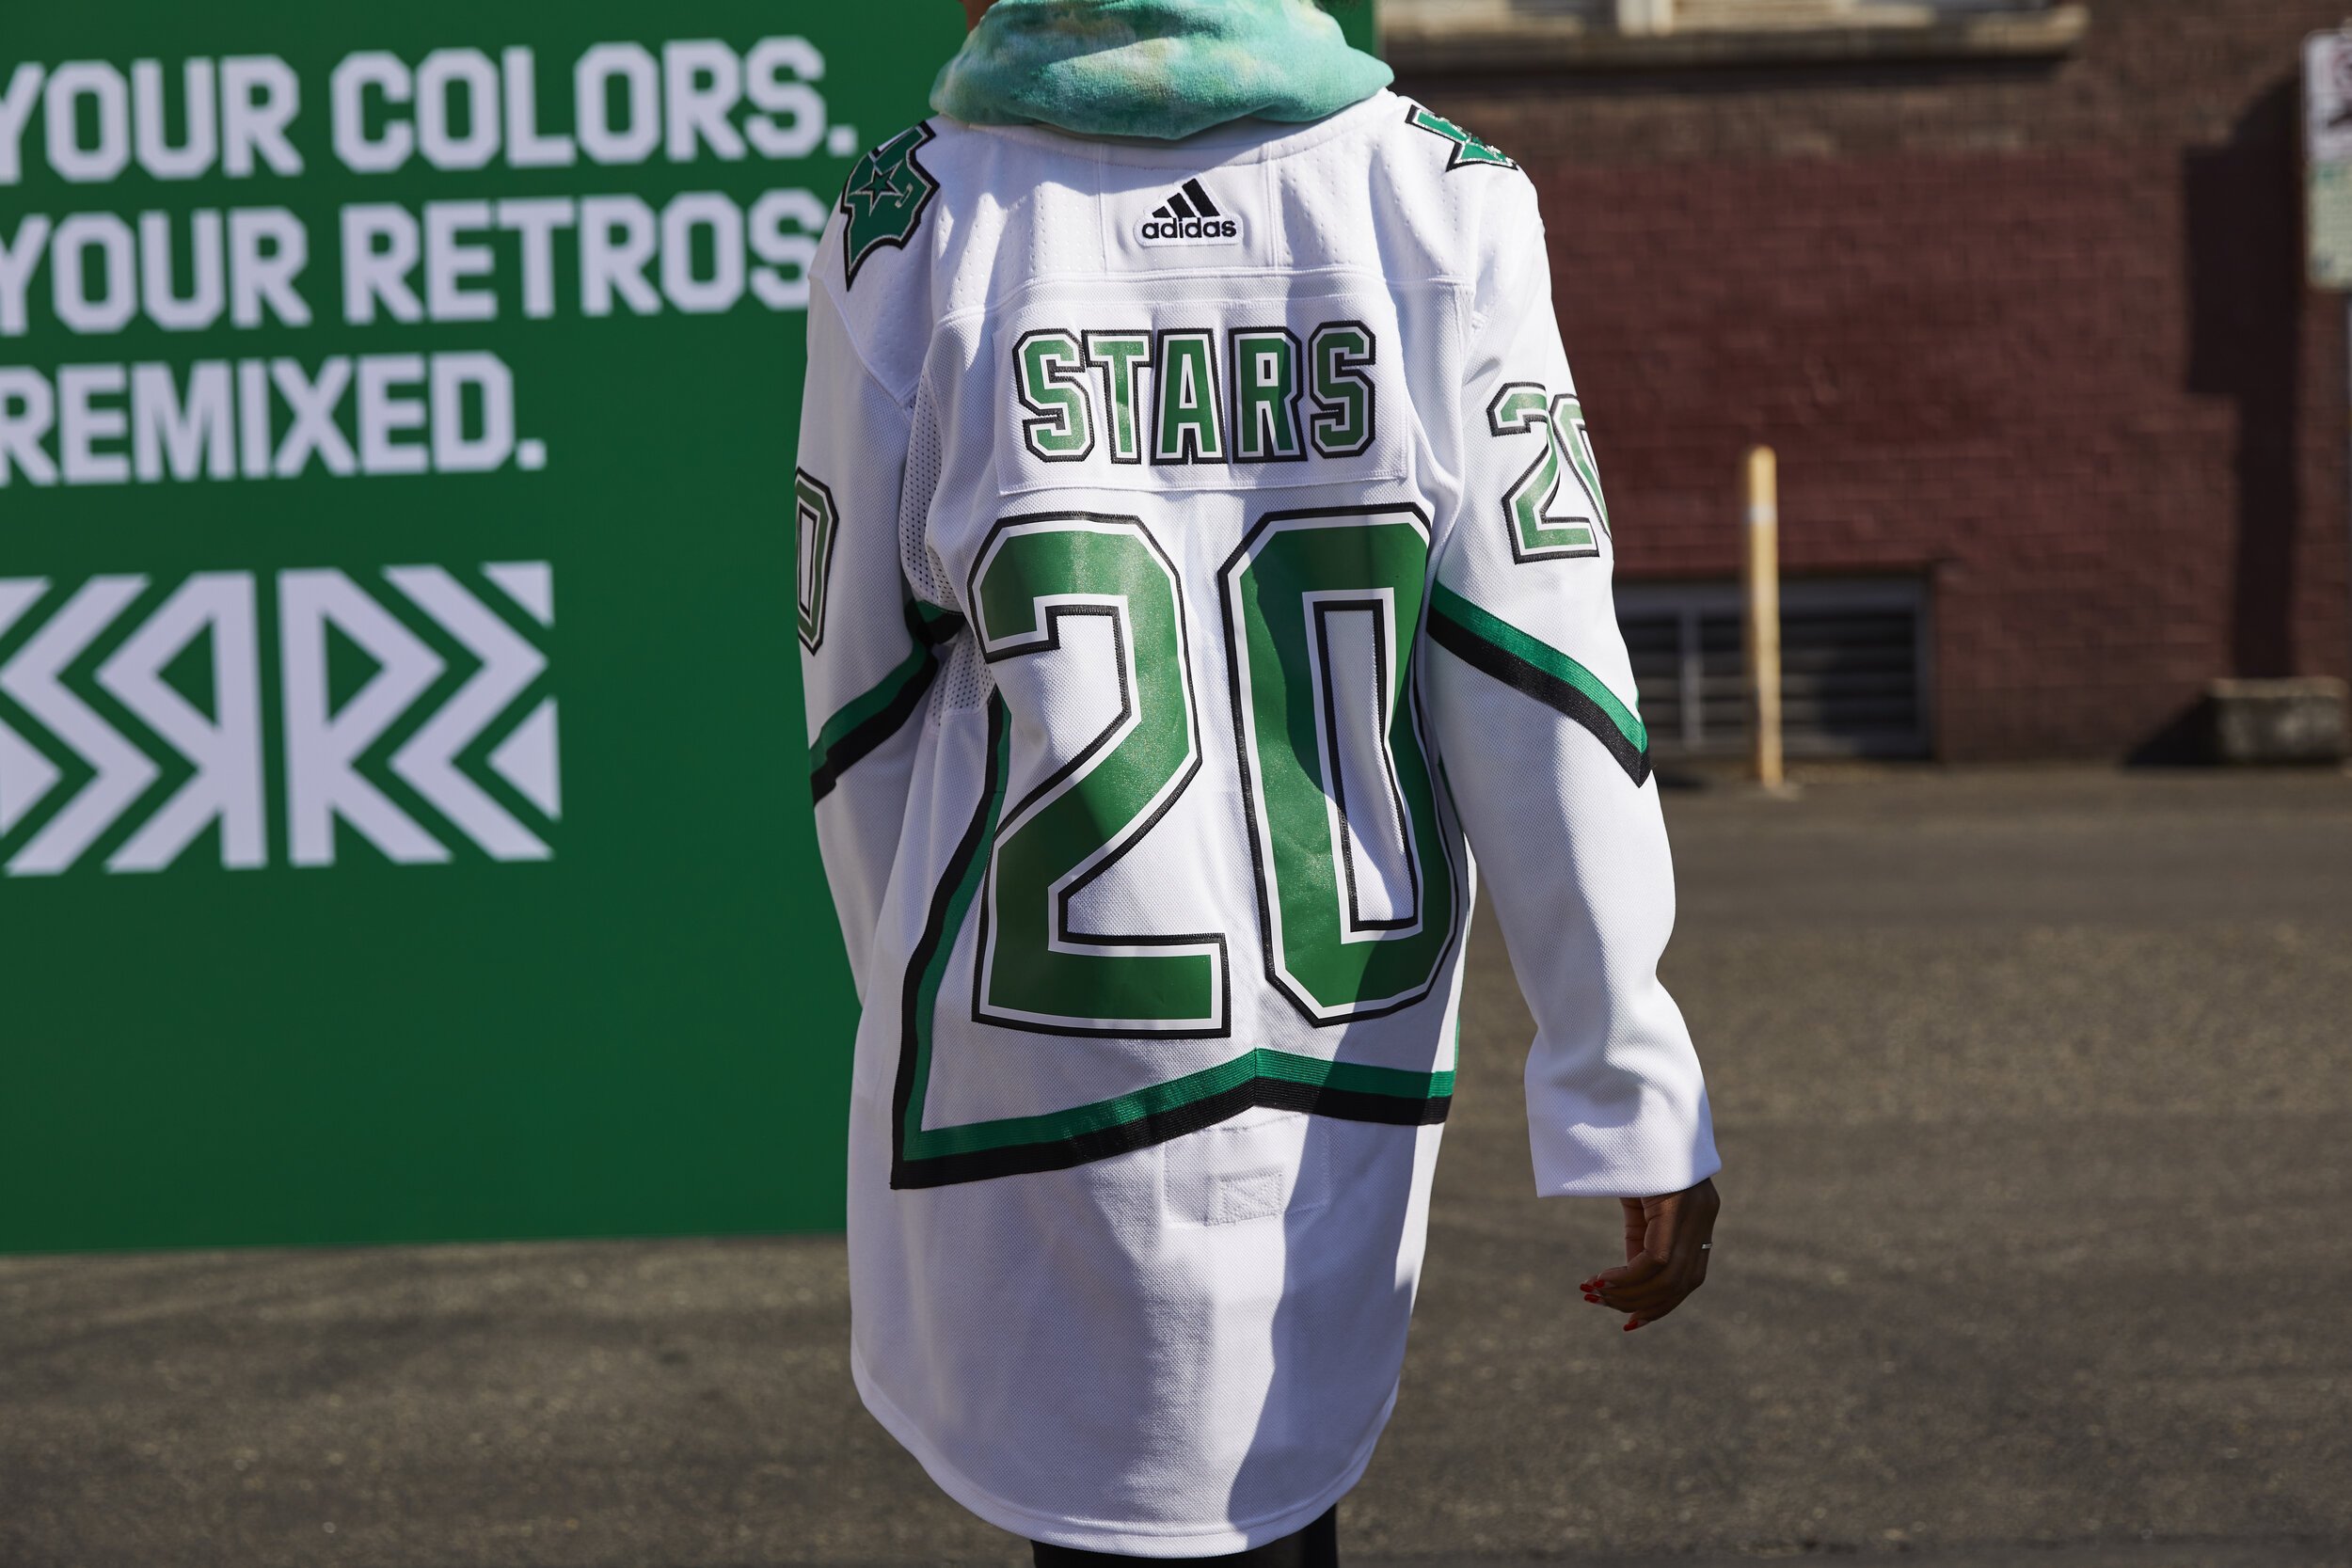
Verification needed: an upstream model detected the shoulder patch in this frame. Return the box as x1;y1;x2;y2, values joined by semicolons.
840;122;941;288
1405;104;1517;172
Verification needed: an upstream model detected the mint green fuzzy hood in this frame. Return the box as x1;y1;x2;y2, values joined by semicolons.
931;0;1393;141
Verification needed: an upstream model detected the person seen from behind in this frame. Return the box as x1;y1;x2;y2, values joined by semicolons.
795;2;1722;1562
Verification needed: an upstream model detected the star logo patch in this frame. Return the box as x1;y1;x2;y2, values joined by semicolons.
839;123;941;288
1406;105;1517;172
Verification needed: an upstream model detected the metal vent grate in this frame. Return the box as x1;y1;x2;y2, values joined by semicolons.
1614;578;1931;758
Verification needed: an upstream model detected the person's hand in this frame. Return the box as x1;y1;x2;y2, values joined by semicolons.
1579;1178;1719;1331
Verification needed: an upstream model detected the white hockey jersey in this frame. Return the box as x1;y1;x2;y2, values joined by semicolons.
796;90;1719;1557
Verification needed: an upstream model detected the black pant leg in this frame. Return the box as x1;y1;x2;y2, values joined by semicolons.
1033;1504;1337;1568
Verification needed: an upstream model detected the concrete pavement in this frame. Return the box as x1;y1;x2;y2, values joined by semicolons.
3;766;2347;1566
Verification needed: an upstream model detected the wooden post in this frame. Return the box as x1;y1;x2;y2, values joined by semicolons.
1743;446;1784;788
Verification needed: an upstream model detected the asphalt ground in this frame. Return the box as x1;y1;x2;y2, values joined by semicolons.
3;766;2348;1568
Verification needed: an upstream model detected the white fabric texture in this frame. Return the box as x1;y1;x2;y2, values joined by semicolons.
796;91;1718;1555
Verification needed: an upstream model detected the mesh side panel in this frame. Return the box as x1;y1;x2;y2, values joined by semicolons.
898;380;954;612
900;379;988;721
932;633;995;721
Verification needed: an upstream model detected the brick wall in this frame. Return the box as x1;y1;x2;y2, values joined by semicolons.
1400;0;2350;760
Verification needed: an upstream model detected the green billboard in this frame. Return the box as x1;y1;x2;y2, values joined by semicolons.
0;1;1381;1254
0;2;965;1250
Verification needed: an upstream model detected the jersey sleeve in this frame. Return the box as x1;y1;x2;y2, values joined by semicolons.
1422;176;1721;1199
797;266;950;999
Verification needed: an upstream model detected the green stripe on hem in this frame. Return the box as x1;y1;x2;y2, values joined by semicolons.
903;1046;1455;1164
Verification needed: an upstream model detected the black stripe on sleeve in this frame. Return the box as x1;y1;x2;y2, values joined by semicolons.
809;662;935;803
1426;605;1652;787
809;604;962;804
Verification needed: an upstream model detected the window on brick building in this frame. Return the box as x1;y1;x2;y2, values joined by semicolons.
1382;0;2088;70
1616;578;1931;759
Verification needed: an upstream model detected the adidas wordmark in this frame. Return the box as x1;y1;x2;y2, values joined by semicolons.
1136;178;1243;245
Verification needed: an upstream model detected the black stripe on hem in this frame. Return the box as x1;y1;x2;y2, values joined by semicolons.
1426;607;1652;787
892;1079;1451;1191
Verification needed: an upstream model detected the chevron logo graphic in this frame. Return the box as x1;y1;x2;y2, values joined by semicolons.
0;563;559;876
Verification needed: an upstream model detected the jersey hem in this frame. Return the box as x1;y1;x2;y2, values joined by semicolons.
850;1340;1395;1557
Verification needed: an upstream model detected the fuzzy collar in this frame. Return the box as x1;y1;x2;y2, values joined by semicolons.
932;0;1392;142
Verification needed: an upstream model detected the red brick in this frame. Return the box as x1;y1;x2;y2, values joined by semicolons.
1402;0;2351;759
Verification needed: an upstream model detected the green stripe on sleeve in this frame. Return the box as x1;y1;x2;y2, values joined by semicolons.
1426;582;1651;783
808;601;963;801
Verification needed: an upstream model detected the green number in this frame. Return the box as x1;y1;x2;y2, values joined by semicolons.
1487;381;1599;562
1219;506;1459;1021
792;468;838;652
968;515;1226;1036
1556;393;1609;537
960;508;1459;1036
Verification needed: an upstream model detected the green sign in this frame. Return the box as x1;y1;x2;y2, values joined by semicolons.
0;2;962;1250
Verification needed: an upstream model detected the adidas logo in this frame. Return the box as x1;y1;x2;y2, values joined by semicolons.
1136;179;1243;246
